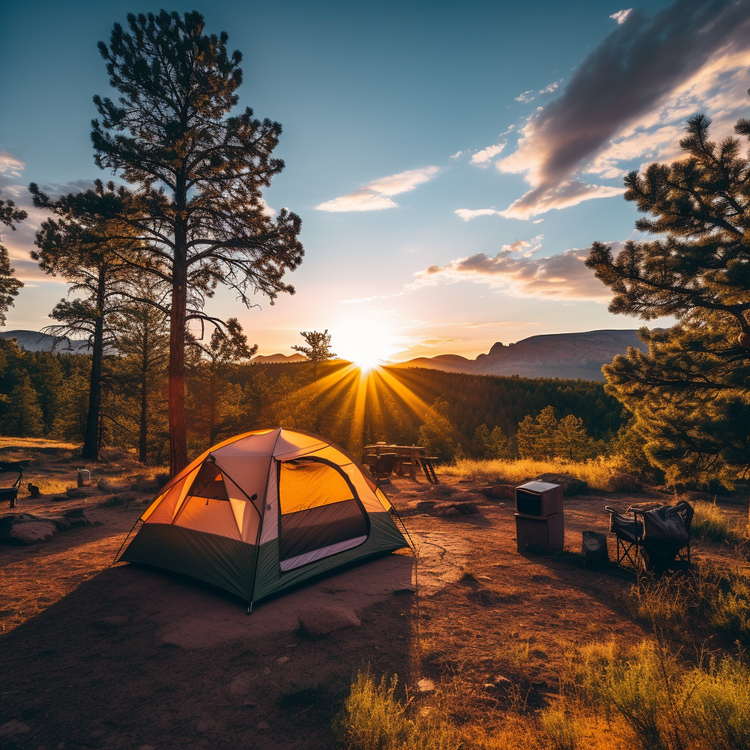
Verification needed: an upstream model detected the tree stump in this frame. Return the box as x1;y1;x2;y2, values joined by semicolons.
581;530;608;566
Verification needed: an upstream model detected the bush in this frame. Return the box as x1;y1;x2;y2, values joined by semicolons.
691;501;740;543
627;566;750;645
333;668;459;750
564;641;750;750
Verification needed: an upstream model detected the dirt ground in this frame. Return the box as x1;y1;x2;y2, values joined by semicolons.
1;449;748;750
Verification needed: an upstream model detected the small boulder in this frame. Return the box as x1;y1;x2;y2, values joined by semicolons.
298;605;361;637
482;484;515;499
416;500;436;512
0;719;30;736
437;502;480;516
9;521;57;544
417;678;436;693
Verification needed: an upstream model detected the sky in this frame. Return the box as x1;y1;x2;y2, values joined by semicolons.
2;0;750;363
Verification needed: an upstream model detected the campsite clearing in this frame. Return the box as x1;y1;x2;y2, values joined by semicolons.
0;451;748;749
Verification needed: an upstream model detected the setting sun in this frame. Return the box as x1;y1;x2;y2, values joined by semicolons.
332;317;401;371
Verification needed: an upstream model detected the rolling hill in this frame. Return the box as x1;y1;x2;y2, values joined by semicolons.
0;330;91;353
392;329;647;381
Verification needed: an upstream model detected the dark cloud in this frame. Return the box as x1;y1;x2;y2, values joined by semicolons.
501;0;750;215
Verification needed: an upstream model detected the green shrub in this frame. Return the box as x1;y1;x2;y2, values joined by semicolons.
333;668;459;750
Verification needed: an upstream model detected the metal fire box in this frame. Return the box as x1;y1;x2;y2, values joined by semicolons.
515;481;563;517
515;512;564;553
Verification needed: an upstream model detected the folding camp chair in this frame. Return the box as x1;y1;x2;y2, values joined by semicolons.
0;462;25;509
605;500;693;576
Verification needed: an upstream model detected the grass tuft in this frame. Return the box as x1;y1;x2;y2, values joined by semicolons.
691;500;742;543
333;668;459;750
540;706;583;750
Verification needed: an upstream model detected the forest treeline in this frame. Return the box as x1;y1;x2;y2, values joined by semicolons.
0;338;629;466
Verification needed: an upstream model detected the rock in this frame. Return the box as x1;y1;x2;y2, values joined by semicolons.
229;672;252;696
608;473;641;493
257;721;270;730
298;605;361;636
437;502;480;516
416;501;437;512
262;667;271;675
0;510;90;545
275;656;289;665
482;484;516;499
0;719;30;736
581;530;609;566
9;521;57;544
417;678;436;692
393;587;415;596
535;473;588;496
46;515;72;531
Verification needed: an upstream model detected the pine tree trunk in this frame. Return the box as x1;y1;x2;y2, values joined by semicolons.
169;197;189;476
139;325;148;464
82;267;106;460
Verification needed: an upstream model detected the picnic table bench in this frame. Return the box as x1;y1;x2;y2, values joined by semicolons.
363;444;439;483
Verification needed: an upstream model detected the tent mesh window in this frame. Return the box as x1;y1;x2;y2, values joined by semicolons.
278;459;368;563
188;461;229;501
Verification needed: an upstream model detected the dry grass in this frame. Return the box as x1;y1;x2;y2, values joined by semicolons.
692;500;745;543
0;437;80;450
562;639;750;750
443;457;618;492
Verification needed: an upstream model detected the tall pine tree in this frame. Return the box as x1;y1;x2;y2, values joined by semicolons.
0;199;26;325
90;11;304;474
586;114;750;486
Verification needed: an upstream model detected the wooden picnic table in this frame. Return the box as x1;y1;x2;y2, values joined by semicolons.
363;444;438;483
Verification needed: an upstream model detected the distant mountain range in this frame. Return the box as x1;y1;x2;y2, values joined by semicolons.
0;329;310;364
2;327;648;381
250;353;306;364
0;330;92;353
391;329;648;381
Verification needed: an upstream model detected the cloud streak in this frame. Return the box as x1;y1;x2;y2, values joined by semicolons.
408;242;625;302
316;166;439;212
498;0;750;218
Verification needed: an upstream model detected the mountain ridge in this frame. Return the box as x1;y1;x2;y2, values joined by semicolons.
392;329;647;381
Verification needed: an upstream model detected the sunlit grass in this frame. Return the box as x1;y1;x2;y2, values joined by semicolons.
692;500;744;543
443;456;619;492
0;436;80;450
333;668;459;750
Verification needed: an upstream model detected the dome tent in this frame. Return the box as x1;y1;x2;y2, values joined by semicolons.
118;428;409;608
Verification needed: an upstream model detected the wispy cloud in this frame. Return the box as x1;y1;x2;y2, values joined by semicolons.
316;166;439;212
0;150;25;178
455;208;503;221
470;141;506;166
498;0;750;219
408;242;626;302
515;80;562;104
610;8;633;24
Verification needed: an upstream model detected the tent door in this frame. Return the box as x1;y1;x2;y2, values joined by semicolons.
277;457;369;571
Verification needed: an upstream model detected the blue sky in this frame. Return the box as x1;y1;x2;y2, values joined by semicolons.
2;0;749;362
